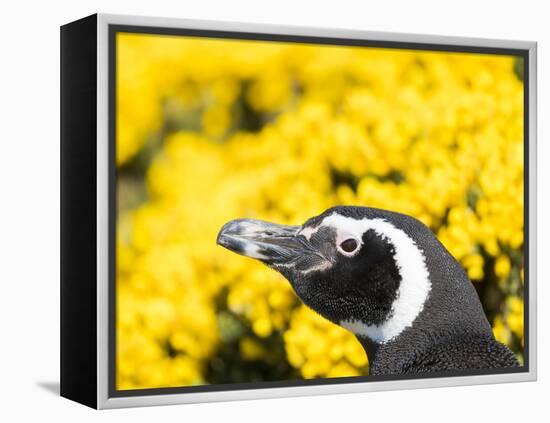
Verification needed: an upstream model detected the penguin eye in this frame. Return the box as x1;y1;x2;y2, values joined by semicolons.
339;238;359;254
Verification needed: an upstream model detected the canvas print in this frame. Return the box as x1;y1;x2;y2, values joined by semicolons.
115;32;525;391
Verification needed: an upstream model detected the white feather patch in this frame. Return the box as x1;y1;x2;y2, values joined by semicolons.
299;226;318;240
299;261;333;275
242;243;269;260
319;213;431;343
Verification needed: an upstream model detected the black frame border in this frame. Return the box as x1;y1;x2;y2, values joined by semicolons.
60;14;99;409
107;24;531;399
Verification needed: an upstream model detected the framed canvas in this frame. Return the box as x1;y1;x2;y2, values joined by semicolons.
60;13;537;409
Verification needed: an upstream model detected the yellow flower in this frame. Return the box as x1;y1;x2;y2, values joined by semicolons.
495;255;512;279
492;316;511;345
240;337;267;361
506;296;524;337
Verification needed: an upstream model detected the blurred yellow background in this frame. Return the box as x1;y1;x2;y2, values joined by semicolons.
115;32;524;390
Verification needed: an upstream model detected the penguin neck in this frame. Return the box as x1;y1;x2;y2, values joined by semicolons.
354;244;495;374
355;332;437;374
354;310;494;375
355;331;436;374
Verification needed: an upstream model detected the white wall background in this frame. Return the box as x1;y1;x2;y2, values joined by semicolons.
0;0;547;421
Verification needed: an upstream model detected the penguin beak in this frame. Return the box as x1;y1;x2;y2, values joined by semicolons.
217;218;305;264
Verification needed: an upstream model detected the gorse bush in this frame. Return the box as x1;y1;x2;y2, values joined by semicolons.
116;33;524;389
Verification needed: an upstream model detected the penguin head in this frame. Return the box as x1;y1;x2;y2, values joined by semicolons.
217;206;436;344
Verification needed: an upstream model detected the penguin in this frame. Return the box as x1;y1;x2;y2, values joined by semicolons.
217;206;519;375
